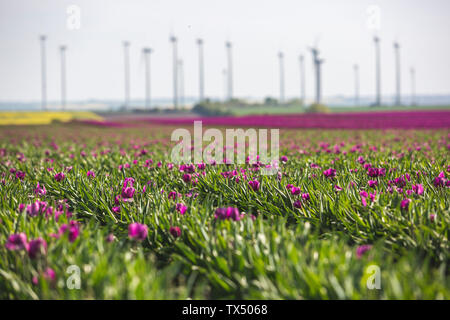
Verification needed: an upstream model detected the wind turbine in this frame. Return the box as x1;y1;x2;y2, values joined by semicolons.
278;51;285;104
197;38;205;102
142;47;153;110
170;35;178;108
394;41;401;106
222;68;227;102
310;46;324;104
178;59;184;108
40;35;47;111
123;41;131;110
354;64;360;106
410;67;416;106
299;54;305;105
373;36;381;106
60;45;67;110
225;41;233;101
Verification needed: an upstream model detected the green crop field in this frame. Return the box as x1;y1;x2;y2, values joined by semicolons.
228;104;450;116
0;123;448;299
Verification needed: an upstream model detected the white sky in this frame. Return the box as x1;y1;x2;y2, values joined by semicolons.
0;0;449;101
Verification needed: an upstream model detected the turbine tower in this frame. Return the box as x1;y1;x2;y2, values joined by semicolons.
170;35;178;108
410;67;416;106
310;47;324;104
222;69;227;102
178;59;184;108
142;47;153;110
354;64;360;106
225;41;233;101
123;41;130;110
40;35;47;111
278;51;285;104
197;38;205;102
299;54;305;105
374;36;381;106
60;45;67;110
394;41;401;106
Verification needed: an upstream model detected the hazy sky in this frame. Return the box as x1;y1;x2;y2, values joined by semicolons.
0;0;449;102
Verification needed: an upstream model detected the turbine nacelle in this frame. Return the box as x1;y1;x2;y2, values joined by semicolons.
142;48;153;54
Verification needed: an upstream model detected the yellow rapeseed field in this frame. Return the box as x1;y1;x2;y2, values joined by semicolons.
0;111;103;125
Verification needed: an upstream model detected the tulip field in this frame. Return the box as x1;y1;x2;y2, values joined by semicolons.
0;114;449;299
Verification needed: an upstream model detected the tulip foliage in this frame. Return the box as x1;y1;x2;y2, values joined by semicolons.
0;123;449;299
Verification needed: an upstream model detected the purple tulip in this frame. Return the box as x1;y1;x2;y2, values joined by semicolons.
215;207;243;221
18;203;26;212
360;191;368;207
34;182;47;196
15;171;26;180
5;233;28;251
361;197;367;207
411;184;424;195
169;226;181;238
112;206;120;214
54;172;65;182
176;203;187;215
128;222;148;241
180;164;195;173
367;167;385;177
27;200;44;217
248;179;260;191
121;186;135;200
168;191;178;200
293;200;302;208
323;168;336;179
106;234;115;243
43;267;56;282
58;221;80;242
182;173;192;183
356;245;373;259
394;175;407;188
27;238;47;259
400;198;411;210
360;190;368;198
368;180;378;188
433;172;447;187
123;177;135;187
